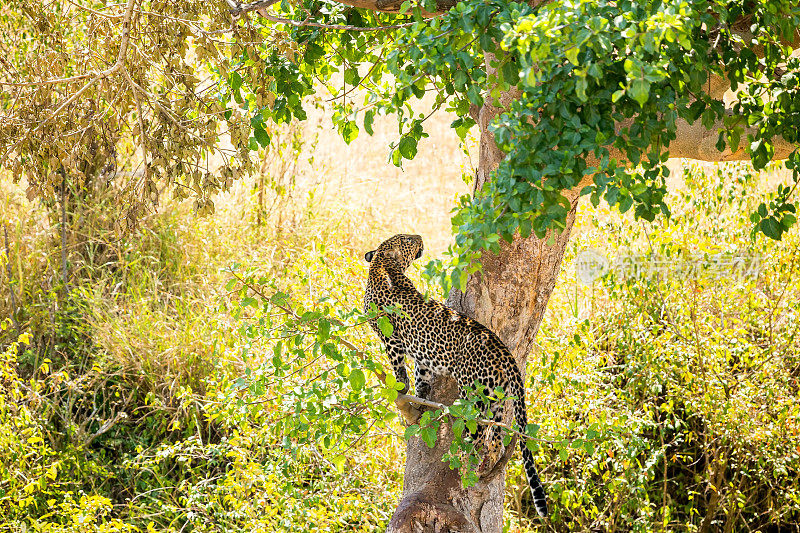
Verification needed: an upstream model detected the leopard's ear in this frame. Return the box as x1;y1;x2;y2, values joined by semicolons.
364;250;376;262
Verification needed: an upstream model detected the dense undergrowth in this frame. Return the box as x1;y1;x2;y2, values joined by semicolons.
535;164;800;531
1;160;799;532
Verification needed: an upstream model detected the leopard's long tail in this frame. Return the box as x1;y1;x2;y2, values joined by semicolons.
509;370;548;518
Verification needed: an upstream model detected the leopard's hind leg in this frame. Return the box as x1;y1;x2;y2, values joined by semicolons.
413;361;433;399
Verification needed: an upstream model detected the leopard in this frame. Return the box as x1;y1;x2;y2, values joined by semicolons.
363;233;548;518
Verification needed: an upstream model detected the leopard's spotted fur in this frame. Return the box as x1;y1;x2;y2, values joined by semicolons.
363;234;548;517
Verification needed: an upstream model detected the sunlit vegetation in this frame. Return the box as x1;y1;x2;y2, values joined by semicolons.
3;0;800;529
2;147;798;531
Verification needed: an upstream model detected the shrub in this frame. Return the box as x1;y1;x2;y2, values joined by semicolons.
528;163;800;531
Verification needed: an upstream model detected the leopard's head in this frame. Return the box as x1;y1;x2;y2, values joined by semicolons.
364;234;424;272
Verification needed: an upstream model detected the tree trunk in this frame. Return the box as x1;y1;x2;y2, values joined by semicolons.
387;64;579;533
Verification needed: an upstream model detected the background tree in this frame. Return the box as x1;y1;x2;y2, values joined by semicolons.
3;0;800;531
0;0;268;229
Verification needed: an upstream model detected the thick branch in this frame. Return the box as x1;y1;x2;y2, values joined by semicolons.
226;0;280;16
576;110;797;190
667;113;795;162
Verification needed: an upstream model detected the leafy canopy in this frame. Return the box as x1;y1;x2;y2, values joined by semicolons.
3;0;800;285
241;0;800;290
0;0;285;222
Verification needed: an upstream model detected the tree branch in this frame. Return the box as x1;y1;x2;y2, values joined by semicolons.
576;110;797;190
667;111;794;163
225;0;279;16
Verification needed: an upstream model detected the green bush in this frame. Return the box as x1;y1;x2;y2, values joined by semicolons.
0;184;403;532
529;163;800;531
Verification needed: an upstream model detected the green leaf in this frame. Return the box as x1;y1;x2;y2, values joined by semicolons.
404;424;419;440
454;70;469;91
344;66;360;86
349;368;366;391
629;79;650;107
421;426;437;448
317;319;331;343
254;125;270;148
392;148;402;167
760;217;782;240
399;136;418;160
565;46;580;65
341;121;359;144
715;132;725;152
230;71;242;93
452;418;465;439
377;316;394;338
575;76;588;102
270;292;289;306
364;110;375;136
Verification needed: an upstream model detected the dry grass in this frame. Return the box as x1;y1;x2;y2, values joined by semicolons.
293;93;477;256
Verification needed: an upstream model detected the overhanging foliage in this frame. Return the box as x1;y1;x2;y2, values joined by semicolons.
229;0;800;289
